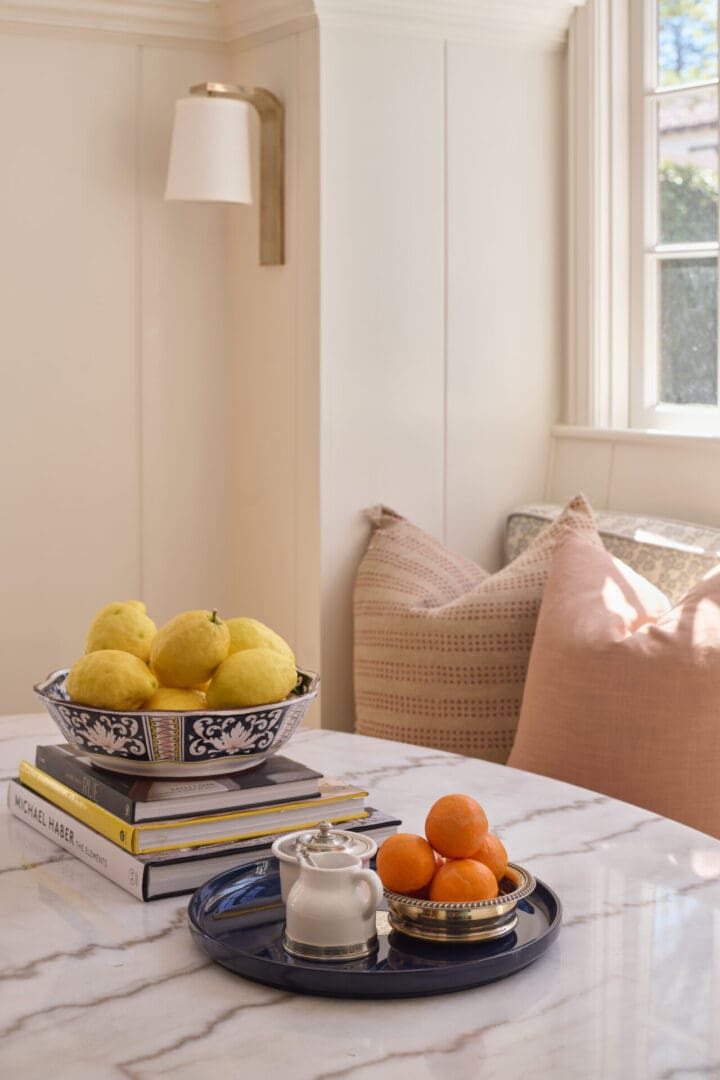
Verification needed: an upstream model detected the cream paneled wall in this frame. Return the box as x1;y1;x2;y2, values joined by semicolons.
319;29;566;731
0;30;236;712
139;47;235;619
445;42;565;572
547;426;720;526
320;26;446;731
227;29;321;717
0;5;570;730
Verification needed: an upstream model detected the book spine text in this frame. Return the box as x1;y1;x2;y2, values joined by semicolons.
35;745;135;822
7;781;145;899
19;761;138;852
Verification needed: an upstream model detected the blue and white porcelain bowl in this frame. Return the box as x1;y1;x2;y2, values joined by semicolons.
34;668;319;777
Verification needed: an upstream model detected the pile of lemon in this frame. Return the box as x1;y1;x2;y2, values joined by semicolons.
66;602;297;712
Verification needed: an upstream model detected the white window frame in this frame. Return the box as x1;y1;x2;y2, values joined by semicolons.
568;0;720;435
567;0;631;429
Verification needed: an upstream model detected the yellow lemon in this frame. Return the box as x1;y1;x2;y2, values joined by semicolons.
145;687;207;711
207;648;297;709
84;601;157;662
66;650;158;711
150;609;230;688
225;617;295;665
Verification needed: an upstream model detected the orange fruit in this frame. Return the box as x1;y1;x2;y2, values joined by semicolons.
425;794;488;859
468;832;508;882
406;851;445;898
429;859;499;902
376;834;437;894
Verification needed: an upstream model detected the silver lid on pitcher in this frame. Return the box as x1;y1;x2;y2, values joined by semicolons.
275;821;377;861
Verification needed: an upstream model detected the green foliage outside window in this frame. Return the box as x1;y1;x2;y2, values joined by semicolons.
658;164;718;405
660;162;717;242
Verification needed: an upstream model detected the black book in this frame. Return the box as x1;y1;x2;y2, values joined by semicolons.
35;743;323;824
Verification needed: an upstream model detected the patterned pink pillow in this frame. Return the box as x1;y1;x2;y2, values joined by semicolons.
354;495;607;762
509;530;720;837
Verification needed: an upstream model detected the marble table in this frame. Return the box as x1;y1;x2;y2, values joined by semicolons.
2;715;719;1079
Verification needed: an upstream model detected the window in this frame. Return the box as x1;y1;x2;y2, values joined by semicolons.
567;0;720;436
631;0;720;431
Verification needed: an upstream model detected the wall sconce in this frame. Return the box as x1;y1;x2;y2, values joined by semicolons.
165;82;284;266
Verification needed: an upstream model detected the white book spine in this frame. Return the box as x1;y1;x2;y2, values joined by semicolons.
7;781;145;900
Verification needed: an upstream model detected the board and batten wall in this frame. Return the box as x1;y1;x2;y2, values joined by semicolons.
546;426;720;526
0;7;566;729
0;29;240;713
227;28;322;707
320;28;566;730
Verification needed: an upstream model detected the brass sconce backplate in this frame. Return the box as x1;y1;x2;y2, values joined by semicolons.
191;81;285;266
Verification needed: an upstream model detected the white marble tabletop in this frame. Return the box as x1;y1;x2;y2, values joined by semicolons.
2;715;720;1079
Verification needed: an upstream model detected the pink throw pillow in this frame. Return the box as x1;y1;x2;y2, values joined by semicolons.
509;530;720;838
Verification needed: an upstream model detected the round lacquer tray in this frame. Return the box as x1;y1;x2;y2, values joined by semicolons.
187;857;562;999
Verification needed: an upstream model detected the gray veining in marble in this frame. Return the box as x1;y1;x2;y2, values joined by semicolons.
1;714;720;1079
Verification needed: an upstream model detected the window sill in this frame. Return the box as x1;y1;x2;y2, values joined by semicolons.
552;424;720;451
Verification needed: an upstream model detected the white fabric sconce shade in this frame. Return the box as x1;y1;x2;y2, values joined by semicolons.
165;96;252;204
164;81;284;265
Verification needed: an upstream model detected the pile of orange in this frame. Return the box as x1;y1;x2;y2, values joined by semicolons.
376;794;509;903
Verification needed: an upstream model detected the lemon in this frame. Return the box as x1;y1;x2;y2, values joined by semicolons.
145;687;206;711
150;609;230;688
84;601;157;662
207;648;297;709
66;650;158;711
225;617;295;665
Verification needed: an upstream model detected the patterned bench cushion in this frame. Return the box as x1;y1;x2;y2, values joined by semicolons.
506;504;720;604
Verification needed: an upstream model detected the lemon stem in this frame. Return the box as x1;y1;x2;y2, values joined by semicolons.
209;609;221;625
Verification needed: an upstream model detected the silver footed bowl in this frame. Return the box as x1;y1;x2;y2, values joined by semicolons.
34;667;319;778
384;863;536;943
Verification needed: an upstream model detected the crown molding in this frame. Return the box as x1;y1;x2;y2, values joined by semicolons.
221;0;588;48
0;0;225;42
218;1;315;43
0;0;588;48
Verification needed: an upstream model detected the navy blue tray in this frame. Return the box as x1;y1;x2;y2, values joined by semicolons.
188;857;562;998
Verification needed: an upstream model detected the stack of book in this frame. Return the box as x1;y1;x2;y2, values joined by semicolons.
7;744;400;901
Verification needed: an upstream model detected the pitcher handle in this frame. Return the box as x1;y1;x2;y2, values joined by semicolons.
354;868;384;919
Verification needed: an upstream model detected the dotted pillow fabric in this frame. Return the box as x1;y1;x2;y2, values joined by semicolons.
353;495;604;763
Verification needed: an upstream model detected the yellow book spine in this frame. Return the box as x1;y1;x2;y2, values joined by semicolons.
138;789;370;836
140;810;371;855
18;761;139;853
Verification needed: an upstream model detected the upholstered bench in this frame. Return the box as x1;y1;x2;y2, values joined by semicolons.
505;503;720;603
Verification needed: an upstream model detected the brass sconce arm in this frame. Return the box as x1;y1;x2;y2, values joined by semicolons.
190;81;285;266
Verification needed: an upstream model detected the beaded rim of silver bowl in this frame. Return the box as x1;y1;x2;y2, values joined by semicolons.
383;863;536;943
383;862;535;912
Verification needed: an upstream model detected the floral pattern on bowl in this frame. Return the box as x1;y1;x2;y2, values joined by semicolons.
34;668;319;777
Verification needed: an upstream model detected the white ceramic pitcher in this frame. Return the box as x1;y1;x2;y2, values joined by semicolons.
283;850;384;962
